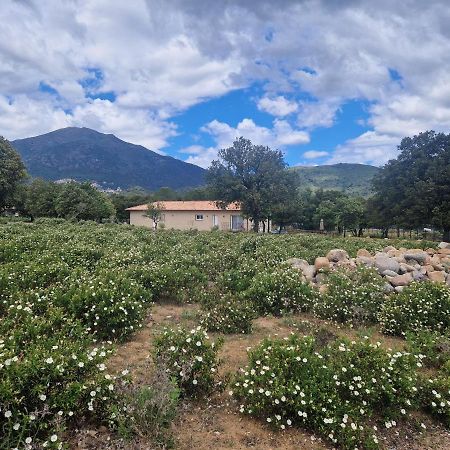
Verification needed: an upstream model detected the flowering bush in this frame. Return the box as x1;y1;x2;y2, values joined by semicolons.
199;294;256;334
313;266;385;325
420;374;450;427
406;331;450;368
232;335;419;448
379;282;450;336
245;267;317;316
153;326;222;397
54;271;151;341
0;311;119;449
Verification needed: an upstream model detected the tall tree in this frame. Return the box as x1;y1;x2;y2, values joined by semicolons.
0;137;27;211
372;131;450;241
206;137;289;232
145;201;165;229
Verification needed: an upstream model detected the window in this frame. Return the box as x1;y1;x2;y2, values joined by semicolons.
195;214;204;221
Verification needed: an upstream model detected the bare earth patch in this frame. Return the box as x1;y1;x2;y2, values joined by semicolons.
70;304;450;450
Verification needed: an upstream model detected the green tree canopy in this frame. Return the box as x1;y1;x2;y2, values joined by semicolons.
206;137;292;231
0;137;27;210
372;130;450;241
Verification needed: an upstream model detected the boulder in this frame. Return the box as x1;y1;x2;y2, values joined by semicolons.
302;265;317;281
395;286;405;293
314;257;330;270
404;252;429;264
315;272;328;285
382;269;399;277
356;256;374;267
399;263;415;274
326;249;349;262
384;245;397;253
357;248;372;258
412;270;427;281
383;283;395;294
447;274;450;286
424;264;436;274
428;271;446;283
374;255;400;274
386;272;413;287
438;242;450;250
286;258;310;272
438;248;450;256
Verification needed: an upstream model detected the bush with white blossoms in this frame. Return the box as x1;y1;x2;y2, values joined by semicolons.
245;267;317;316
0;309;120;449
232;335;419;449
199;294;256;334
54;270;151;341
379;282;450;336
313;266;385;325
153;326;222;396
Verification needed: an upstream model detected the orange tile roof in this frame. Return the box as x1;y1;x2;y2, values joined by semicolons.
126;200;241;212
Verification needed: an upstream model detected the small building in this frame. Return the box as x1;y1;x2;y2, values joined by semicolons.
126;201;251;231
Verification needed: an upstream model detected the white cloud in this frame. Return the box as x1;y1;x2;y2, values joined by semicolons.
1;0;450;164
180;145;218;168
201;118;309;150
257;95;298;116
303;150;329;159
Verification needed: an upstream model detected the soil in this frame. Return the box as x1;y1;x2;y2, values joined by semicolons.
69;303;450;450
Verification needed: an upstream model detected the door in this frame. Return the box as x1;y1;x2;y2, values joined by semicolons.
230;215;243;231
212;214;219;228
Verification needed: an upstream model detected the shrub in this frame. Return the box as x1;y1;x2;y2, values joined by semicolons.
0;312;119;449
313;266;385;325
153;326;222;397
54;271;151;341
232;335;418;448
420;375;450;427
245;267;317;316
379;282;450;336
406;331;450;369
113;361;180;448
199;294;255;334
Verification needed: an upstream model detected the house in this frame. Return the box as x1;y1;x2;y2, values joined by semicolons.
126;201;251;231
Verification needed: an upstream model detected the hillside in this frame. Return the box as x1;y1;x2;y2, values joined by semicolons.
291;163;380;196
12;127;205;191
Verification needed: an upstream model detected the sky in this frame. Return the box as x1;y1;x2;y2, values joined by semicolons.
1;0;450;168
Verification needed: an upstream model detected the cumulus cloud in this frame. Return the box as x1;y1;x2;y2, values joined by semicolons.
303;150;329;159
202;118;309;150
180;145;218;168
257;95;298;116
1;0;450;164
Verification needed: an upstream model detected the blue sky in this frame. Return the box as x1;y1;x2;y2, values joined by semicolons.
1;0;450;168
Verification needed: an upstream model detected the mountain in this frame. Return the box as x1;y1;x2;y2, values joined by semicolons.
12;127;205;191
291;163;380;197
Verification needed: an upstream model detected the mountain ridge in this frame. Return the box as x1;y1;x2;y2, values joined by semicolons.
12;127;206;191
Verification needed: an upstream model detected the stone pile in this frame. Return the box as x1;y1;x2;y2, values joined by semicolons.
286;242;450;293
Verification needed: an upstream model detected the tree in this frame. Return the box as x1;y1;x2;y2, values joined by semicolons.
55;182;115;221
206;137;289;232
372;131;450;241
110;188;153;222
146;201;165;230
0;137;27;211
24;179;60;219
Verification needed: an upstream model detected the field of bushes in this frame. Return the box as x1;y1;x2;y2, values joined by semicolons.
1;220;450;449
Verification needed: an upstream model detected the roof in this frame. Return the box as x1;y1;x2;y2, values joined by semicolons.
126;200;241;212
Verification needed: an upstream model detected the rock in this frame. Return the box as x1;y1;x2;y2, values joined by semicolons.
374;255;400;274
386;272;413;287
356;256;374;266
438;242;450;249
319;284;328;295
383;283;395;293
395;286;405;293
315;272;328;285
428;271;446;283
286;258;310;272
431;264;445;271
382;269;399;277
399;263;415;274
438;248;450;256
424;264;436;274
426;248;436;254
384;245;397;253
303;265;317;281
447;274;450;286
404;251;429;264
357;248;372;257
326;249;349;262
412;270;426;281
314;257;330;270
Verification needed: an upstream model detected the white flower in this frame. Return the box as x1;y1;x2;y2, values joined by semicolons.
45;357;54;364
25;437;32;444
13;423;20;430
266;417;272;422
193;379;198;385
4;410;12;418
50;435;58;442
39;394;47;401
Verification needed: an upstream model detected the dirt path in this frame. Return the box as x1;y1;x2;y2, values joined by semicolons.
71;304;450;450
